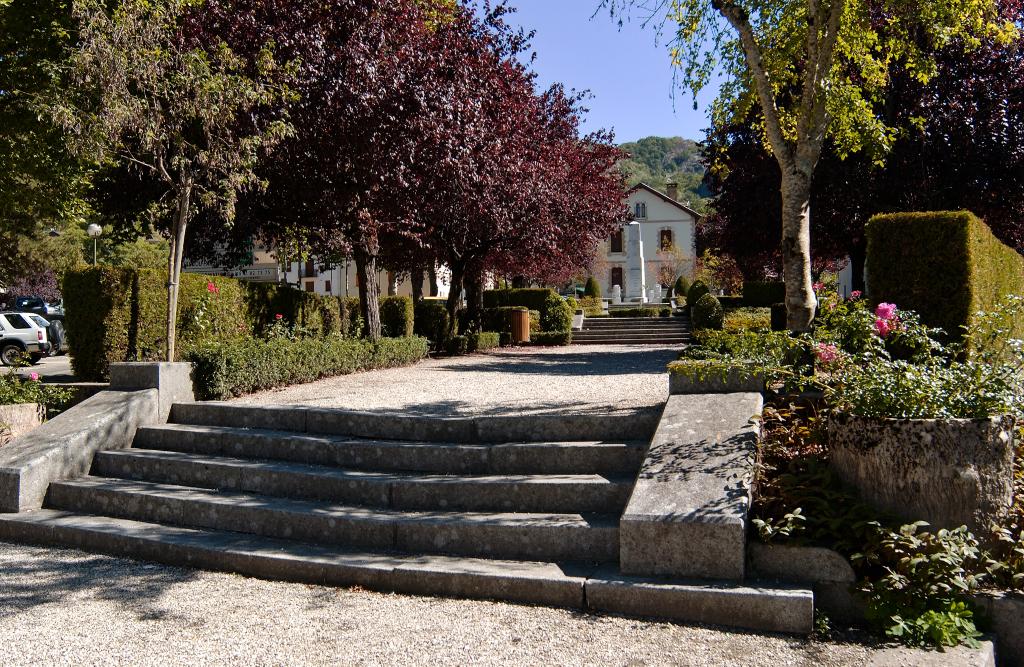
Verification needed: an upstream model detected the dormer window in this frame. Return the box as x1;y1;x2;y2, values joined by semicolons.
634;202;647;219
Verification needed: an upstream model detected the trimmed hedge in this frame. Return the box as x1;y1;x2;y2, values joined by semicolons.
583;276;601;299
532;331;572;346
187;335;429;400
467;331;501;352
686;280;710;307
541;292;573;332
246;283;343;337
63;267;251;380
445;335;468;356
414;298;450;349
380;295;414;338
770;303;788;331
579;296;603;317
866;210;1024;344
610;307;672;317
742;281;786;307
718;295;745;309
481;306;528;334
673;275;691;299
692;293;724;330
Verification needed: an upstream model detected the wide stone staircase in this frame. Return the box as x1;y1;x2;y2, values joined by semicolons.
0;402;811;633
573;315;691;345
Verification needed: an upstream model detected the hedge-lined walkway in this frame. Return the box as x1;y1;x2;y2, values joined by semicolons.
229;344;680;416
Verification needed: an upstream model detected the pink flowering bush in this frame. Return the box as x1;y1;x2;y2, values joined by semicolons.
0;368;72;409
814;342;842;366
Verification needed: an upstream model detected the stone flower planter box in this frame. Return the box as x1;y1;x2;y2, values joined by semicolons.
668;360;766;394
828;413;1016;535
0;402;45;446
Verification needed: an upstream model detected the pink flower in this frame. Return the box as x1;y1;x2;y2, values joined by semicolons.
275;313;283;320
206;282;217;293
875;318;894;337
28;372;39;381
815;343;840;365
875;302;898;320
850;290;862;300
813;282;825;292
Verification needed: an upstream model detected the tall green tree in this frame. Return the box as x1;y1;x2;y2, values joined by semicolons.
51;0;292;360
0;0;91;286
607;0;1013;329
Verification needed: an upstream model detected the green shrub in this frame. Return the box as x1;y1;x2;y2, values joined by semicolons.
245;283;341;338
723;307;771;332
499;332;513;347
541;292;573;332
672;275;691;299
686;280;710;307
445;335;469;356
0;369;73;410
770;303;788;331
579;296;603;317
866;210;1024;346
63;267;251;380
565;296;579;312
187;335;428;400
379;295;414;338
743;281;786;307
718;295;745;308
413;299;449;349
528;309;541;333
340;296;362;336
692;293;724;330
532;331;571;346
583;276;601;299
467;331;500;352
484;288;564;331
609;307;671;317
481;306;527;333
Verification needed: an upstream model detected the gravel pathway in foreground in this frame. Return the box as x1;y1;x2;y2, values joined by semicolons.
0;541;890;667
229;345;679;416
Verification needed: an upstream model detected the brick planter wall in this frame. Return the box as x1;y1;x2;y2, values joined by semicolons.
828;413;1016;535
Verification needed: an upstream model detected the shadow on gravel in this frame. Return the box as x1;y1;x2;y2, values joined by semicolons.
437;349;679;377
0;543;198;622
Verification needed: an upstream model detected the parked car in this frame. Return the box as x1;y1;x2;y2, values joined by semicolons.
0;312;52;366
13;296;64;319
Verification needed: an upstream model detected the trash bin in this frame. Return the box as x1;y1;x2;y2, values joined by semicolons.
511;308;530;344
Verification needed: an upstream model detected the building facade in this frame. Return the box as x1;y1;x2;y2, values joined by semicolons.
595;182;699;299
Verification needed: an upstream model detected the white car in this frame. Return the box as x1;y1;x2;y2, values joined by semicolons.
0;312;52;366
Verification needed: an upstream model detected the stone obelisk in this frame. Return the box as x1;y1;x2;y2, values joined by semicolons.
625;221;646;303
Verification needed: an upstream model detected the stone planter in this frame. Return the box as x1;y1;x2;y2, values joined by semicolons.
0;402;45;446
828;413;1016;535
668;360;766;394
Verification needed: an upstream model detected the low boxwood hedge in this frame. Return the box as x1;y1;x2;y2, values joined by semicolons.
742;281;786;307
187;335;429;400
532;331;572;346
610;307;672;317
467;331;501;352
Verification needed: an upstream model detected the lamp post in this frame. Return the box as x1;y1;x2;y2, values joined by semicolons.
87;224;103;265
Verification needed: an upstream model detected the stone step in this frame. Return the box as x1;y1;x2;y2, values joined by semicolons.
47;477;620;563
575;331;691;338
577;328;690;334
167;404;660;444
580;323;689;330
0;509;815;634
134;424;647;475
92;449;634;514
573;338;690;346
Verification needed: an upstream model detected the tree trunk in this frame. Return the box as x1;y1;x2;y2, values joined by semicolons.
165;183;192;361
445;263;465;337
780;168;817;331
387;271;398;296
355;248;382;341
463;272;485;333
428;265;439;297
410;269;424;303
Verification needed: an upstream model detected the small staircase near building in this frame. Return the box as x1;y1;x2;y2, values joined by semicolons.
573;315;691;345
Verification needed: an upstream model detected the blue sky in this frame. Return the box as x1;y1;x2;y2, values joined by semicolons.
501;0;718;144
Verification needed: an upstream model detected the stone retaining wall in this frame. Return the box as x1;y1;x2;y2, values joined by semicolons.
0;403;45;446
829;413;1016;535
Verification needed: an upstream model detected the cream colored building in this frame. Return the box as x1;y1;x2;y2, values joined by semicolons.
595;182;699;298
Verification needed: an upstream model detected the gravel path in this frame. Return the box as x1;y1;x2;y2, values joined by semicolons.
0;540;895;667
230;345;679;416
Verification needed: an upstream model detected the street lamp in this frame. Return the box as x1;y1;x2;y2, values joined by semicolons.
87;223;103;265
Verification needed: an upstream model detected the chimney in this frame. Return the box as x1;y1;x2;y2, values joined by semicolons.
666;181;679;201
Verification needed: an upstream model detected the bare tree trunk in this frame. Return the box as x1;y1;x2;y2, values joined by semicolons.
428;265;439;297
355;249;382;341
387;271;398;296
780;168;816;331
165;183;191;361
410;269;424;303
445;263;465;337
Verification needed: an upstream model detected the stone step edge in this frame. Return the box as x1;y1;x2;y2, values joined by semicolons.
0;509;814;635
92;449;633;513
168;403;662;444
